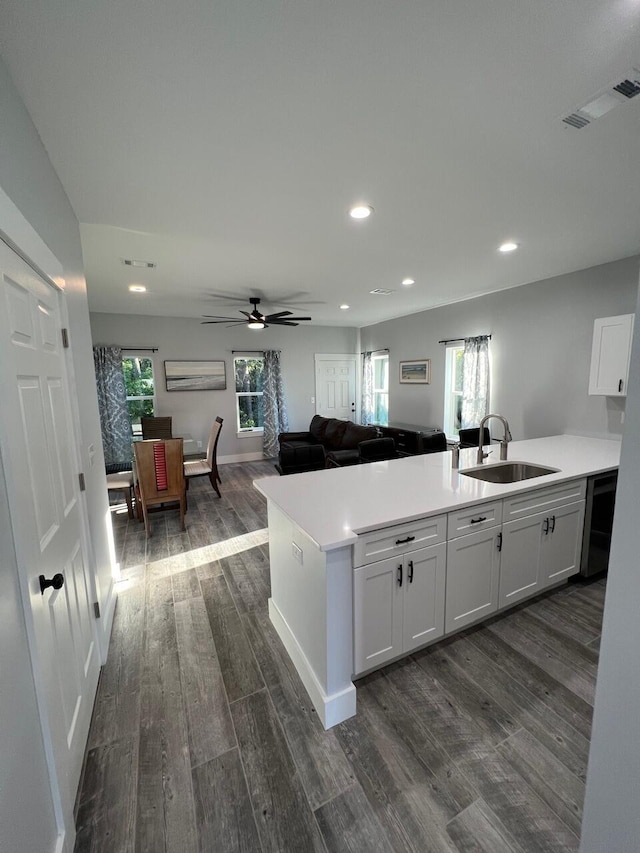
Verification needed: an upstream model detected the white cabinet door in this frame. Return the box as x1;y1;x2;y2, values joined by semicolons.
354;556;403;674
445;527;501;633
403;543;446;653
540;500;585;588
500;511;546;607
588;314;634;396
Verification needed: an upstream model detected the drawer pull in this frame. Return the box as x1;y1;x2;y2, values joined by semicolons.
408;560;414;583
549;514;556;533
470;516;487;524
397;564;403;587
395;535;416;545
543;517;549;535
497;532;502;552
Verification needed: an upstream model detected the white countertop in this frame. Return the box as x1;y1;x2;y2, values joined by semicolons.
254;434;620;551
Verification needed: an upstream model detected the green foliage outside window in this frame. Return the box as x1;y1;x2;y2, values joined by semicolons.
235;357;264;430
122;356;154;434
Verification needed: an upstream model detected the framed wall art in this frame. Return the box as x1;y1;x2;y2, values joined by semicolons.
399;359;430;384
164;360;227;391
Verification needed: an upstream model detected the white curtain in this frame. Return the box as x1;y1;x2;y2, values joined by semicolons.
360;352;374;425
262;350;289;458
461;336;490;428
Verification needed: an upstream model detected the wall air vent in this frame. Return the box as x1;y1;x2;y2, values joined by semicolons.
369;288;394;295
562;66;640;129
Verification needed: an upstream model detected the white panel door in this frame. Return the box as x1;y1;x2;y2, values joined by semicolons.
445;526;501;633
354;556;403;675
403;543;446;652
0;242;100;843
588;314;634;396
315;354;357;420
499;511;545;608
540;500;585;588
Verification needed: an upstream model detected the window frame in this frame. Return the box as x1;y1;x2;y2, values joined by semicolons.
443;343;464;441
122;352;156;437
372;352;389;426
234;354;265;436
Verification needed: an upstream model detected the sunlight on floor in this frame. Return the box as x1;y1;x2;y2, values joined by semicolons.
115;527;270;591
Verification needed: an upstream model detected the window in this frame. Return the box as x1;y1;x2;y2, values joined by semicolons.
372;353;389;425
122;355;155;436
443;344;464;439
234;355;264;433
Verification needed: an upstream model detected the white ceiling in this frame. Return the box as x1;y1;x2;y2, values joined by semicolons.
0;0;639;327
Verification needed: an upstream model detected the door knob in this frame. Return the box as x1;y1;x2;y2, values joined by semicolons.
39;573;65;595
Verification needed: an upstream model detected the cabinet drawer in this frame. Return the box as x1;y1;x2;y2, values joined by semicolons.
447;501;503;539
503;478;586;520
353;515;447;567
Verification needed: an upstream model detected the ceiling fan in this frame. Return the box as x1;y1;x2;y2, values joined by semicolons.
201;297;312;329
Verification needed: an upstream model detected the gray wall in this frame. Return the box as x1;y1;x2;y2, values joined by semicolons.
361;256;639;440
89;312;358;459
580;272;640;851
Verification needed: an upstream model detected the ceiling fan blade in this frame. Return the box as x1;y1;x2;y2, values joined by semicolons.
269;320;300;326
264;310;293;320
275;316;311;322
201;319;245;325
202;314;242;320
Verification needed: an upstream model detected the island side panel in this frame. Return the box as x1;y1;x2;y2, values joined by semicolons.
266;500;356;728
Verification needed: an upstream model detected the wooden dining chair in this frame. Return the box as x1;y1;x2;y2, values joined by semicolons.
134;438;186;537
106;470;135;518
141;416;173;439
184;416;223;498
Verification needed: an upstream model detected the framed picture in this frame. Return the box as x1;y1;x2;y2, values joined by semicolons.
164;360;227;391
399;359;431;384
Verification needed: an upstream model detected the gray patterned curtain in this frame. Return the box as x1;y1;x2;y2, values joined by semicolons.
93;345;133;469
262;350;289;458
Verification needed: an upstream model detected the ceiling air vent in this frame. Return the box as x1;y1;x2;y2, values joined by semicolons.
563;112;591;129
369;288;394;295
562;66;640;129
123;258;156;269
613;77;640;99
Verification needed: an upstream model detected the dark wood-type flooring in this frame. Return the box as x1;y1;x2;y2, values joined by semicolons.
75;460;606;852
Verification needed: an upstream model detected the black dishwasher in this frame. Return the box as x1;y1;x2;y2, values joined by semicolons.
579;471;618;577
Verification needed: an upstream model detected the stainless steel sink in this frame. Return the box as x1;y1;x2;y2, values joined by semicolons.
460;462;559;484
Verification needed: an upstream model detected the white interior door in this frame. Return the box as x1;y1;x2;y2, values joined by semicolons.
0;241;100;846
314;353;357;420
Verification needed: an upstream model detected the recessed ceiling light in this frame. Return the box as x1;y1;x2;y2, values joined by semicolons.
498;241;519;253
340;304;350;310
123;258;156;268
128;284;147;293
402;278;415;286
349;204;373;220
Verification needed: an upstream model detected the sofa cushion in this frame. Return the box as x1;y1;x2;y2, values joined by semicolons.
325;448;360;467
341;422;377;449
309;415;331;443
323;419;348;449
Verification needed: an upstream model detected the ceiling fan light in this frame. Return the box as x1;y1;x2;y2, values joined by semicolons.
247;320;265;329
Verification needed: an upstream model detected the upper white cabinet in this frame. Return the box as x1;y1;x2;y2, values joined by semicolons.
588;314;634;396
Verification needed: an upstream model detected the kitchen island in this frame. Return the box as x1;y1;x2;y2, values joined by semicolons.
254;434;620;728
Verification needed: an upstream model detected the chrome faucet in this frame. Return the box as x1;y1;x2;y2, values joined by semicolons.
476;413;512;464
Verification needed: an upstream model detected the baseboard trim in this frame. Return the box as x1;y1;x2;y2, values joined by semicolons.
219;451;274;464
98;577;116;665
268;598;357;729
